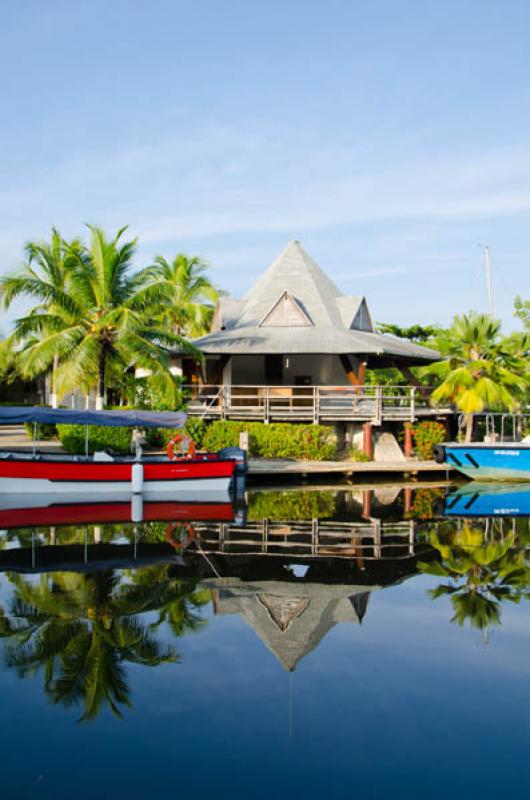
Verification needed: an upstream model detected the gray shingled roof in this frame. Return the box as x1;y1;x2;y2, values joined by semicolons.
192;241;439;364
206;576;373;671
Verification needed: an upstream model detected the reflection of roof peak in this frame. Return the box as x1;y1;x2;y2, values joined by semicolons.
208;578;373;671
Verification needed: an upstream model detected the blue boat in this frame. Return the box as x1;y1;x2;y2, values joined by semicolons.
443;482;530;517
433;441;530;481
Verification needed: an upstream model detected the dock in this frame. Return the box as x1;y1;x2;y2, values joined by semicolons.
248;457;453;478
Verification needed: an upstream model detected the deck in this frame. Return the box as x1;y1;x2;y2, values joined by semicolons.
185;384;451;424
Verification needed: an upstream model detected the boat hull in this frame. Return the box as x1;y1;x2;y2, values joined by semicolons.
444;482;530;516
0;455;236;497
434;443;530;482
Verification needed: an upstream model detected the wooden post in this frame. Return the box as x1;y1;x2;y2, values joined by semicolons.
410;386;416;422
362;489;372;518
363;422;373;459
403;487;413;514
264;385;270;424
339;354;366;386
404;422;413;458
221;385;227;420
373;386;382;426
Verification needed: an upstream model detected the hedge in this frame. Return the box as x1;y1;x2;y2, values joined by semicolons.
248;490;336;520
57;424;133;454
145;417;208;450
201;421;336;460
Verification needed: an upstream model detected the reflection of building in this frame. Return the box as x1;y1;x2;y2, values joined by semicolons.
208;577;372;671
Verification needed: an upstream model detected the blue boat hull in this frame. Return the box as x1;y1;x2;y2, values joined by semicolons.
434;443;530;481
444;482;530;516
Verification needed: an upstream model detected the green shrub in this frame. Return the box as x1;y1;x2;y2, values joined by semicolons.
248;490;336;520
411;421;446;460
348;446;371;462
57;424;133;454
24;421;57;440
201;421;336;460
145;417;208;449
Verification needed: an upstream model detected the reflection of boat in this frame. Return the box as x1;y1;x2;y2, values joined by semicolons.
0;407;244;497
434;441;530;481
444;482;530;517
0;498;237;529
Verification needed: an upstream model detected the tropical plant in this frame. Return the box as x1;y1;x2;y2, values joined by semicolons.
4;226;197;409
0;228;82;406
421;313;528;441
136;253;218;338
377;322;443;342
410;420;446;459
419;521;530;634
0;567;211;721
514;296;530;329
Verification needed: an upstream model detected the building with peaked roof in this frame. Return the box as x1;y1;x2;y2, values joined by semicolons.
207;576;373;671
188;240;439;389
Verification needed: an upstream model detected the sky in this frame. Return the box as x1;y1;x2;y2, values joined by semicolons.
1;0;530;331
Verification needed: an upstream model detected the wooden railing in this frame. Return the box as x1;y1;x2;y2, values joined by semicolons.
184;384;445;424
191;518;427;560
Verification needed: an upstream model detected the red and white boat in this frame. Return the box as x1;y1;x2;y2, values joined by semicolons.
0;497;237;530
0;407;245;500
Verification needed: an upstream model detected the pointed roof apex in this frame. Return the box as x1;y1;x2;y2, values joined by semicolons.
239;240;342;327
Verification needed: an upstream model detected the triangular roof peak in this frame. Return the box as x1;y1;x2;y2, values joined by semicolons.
259;290;313;327
238;240;343;328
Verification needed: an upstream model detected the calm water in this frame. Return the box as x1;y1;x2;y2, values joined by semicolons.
0;483;529;800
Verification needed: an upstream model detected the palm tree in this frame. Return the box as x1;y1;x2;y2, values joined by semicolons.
0;570;178;721
0;228;82;406
137;253;218;337
422;314;528;441
419;521;530;634
8;227;196;409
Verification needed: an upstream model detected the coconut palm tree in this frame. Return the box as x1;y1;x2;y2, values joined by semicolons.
0;228;82;406
8;226;196;409
0;569;178;721
419;520;530;634
422;314;528;441
137;253;218;337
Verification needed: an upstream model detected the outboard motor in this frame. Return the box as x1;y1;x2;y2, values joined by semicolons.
218;446;248;475
218;446;247;501
433;444;446;464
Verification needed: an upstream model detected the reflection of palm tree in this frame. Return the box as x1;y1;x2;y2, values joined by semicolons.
419;522;530;633
124;565;211;637
0;569;181;721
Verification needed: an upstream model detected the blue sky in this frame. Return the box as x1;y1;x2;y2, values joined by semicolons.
1;0;530;330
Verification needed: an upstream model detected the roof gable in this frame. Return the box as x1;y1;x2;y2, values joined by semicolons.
238;240;342;328
259;290;313;328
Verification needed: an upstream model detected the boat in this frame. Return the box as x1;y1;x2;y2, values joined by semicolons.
0;497;238;530
443;482;530;517
433;439;530;482
0;406;246;498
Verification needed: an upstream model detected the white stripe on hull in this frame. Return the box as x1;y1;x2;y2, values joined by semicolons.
0;476;232;500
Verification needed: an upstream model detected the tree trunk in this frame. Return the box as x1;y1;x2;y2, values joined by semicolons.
96;347;106;411
465;413;474;443
50;355;59;408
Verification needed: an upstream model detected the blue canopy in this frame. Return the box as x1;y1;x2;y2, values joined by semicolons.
0;406;187;429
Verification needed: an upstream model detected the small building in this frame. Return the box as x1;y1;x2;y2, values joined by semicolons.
177;241;446;429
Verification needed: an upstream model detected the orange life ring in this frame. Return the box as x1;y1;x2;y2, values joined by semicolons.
165;522;196;551
167;432;196;460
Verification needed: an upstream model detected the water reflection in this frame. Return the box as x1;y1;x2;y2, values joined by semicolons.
0;567;209;721
0;484;528;722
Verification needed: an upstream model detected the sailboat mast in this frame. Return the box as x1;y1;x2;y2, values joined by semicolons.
484;246;493;315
